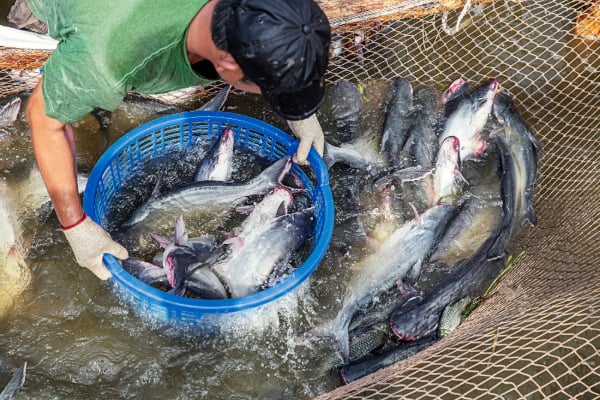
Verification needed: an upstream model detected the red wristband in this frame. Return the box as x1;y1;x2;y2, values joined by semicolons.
60;213;87;230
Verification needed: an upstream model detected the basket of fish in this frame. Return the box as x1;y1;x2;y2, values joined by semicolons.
83;111;334;331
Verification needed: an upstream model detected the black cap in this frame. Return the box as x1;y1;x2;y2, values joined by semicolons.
225;0;331;120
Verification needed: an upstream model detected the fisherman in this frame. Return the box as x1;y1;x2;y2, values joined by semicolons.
11;0;331;280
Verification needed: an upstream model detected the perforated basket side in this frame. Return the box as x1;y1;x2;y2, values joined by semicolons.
84;111;334;327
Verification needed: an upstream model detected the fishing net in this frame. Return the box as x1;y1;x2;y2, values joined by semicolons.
1;0;599;398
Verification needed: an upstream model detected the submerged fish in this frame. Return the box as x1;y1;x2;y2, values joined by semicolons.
0;361;26;400
322;203;456;362
0;97;21;125
380;77;415;169
122;156;292;229
327;80;363;140
439;78;499;161
194;127;235;182
323;133;387;172
389;235;506;342
402;85;442;168
340;338;434;384
492;92;541;232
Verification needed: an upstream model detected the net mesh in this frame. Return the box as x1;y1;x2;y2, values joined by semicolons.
1;0;599;398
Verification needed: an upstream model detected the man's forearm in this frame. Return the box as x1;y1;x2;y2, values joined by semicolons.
26;78;83;227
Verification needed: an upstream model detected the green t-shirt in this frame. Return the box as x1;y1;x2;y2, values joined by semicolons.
28;0;213;124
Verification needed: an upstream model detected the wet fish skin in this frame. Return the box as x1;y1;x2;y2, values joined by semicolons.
121;258;169;286
348;322;391;363
340;338;435;384
233;187;294;237
389;236;506;342
328;80;363;140
325;203;456;362
181;267;228;299
194;127;234;182
492;92;541;230
403;85;442;168
211;208;315;298
323;133;388;172
439;78;499;161
428;195;503;266
380;77;415;169
122;156;292;229
0;361;26;400
0;97;21;125
433;135;464;205
439;296;471;337
195;85;231;111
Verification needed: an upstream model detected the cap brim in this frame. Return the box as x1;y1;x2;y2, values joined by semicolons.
263;77;326;121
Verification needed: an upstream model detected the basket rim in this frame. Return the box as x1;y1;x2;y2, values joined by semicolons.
84;110;334;315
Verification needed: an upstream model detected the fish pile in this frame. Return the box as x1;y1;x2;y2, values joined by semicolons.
117;127;316;300
315;77;541;382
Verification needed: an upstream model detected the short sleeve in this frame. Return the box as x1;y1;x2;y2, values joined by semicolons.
41;39;126;124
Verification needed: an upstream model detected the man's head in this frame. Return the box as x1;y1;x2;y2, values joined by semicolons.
211;0;331;120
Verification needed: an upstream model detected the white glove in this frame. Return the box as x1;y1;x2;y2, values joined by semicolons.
287;114;325;166
61;214;129;280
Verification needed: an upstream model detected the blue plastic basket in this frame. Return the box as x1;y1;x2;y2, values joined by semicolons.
83;111;334;330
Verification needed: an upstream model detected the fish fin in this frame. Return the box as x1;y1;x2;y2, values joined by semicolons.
406;259;423;286
150;173;164;198
223;236;244;253
148;233;170;249
525;205;538;227
0;361;26;399
168;285;186;297
234;205;255;214
174;215;188;246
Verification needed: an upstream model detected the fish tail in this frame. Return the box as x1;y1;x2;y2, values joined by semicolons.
525;205;537;227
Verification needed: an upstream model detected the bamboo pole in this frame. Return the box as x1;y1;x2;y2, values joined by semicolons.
316;0;503;28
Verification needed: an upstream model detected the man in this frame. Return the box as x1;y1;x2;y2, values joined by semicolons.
22;0;331;280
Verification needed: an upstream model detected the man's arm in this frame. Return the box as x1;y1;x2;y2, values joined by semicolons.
27;78;83;227
26;78;128;280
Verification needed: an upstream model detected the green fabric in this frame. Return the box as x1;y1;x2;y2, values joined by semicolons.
27;0;212;124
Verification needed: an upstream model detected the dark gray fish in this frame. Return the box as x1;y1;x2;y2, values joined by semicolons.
194;127;234;182
195;85;231;111
0;97;21;125
389;235;506;341
340;338;435;384
122;156;292;229
211;208;315;298
181;267;229;299
149;215;226;296
492;92;541;231
167;245;226;298
0;362;26;400
122;258;170;287
322;203;456;362
439;78;499;161
327;80;363;140
404;85;442;168
380;77;415;168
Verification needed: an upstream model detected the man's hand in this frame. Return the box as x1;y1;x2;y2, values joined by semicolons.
287;114;325;166
61;214;129;280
